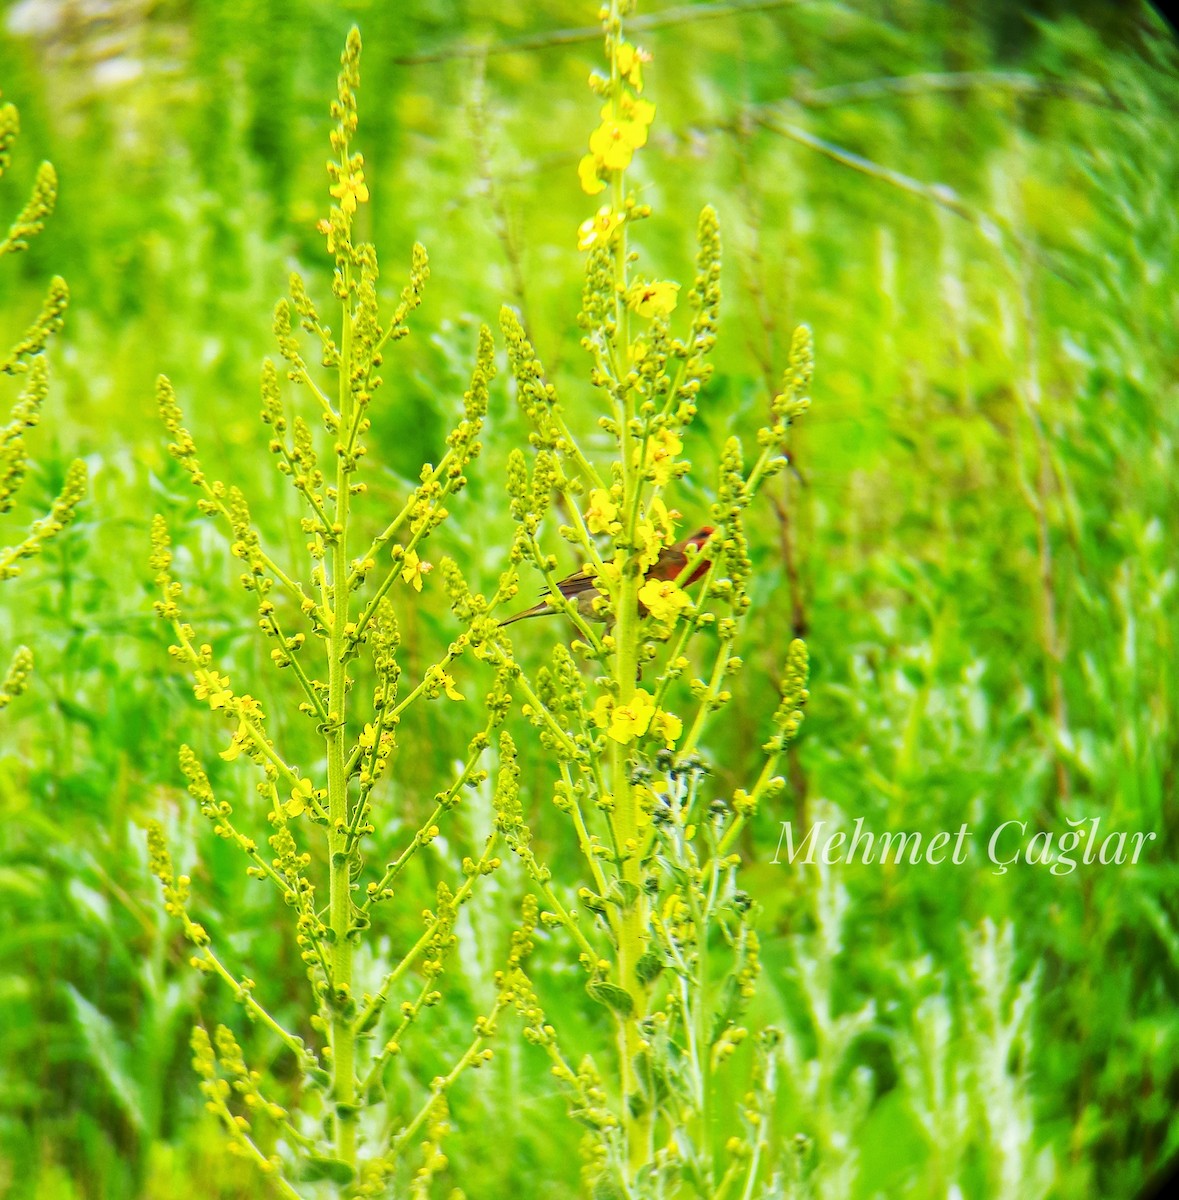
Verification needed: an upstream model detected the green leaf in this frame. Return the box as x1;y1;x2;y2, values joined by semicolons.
67;986;145;1133
298;1156;356;1185
591;1169;627;1200
305;1066;332;1090
586;980;634;1016
655;854;689;888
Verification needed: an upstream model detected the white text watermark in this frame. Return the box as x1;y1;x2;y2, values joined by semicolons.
771;817;1156;876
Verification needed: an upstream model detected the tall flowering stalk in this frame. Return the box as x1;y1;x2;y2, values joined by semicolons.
492;2;813;1193
147;32;526;1196
0;94;87;709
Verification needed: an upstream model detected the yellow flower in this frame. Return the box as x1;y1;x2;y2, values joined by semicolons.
589;118;648;172
639;578;692;624
219;723;248;762
578;205;623;251
194;669;232;710
627;520;653;569
330;170;369;215
647;495;680;538
359;723;377;749
285;778;314;819
579;90;654;195
578;154;606;196
601;688;656;744
440;672;465;701
650;709;684;747
643;429;683;487
401;549;433;591
316;216;338;254
585;488;620;535
601;95;656;128
628;280;680;319
616;43;649;92
591;694;614;730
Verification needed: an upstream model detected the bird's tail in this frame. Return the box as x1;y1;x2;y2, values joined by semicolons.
499;602;551;627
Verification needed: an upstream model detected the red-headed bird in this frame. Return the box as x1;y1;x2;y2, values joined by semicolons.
501;525;716;626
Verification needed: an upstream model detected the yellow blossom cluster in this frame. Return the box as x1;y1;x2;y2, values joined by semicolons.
639;429;683;487
193;667;232;710
591;689;683;747
578;41;654;198
584;487;622;535
577;205;625;252
634;496;678;568
638;578;692;624
217;696;264;763
424;663;465;702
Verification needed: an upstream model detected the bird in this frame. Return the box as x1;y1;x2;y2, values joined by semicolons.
500;525;716;626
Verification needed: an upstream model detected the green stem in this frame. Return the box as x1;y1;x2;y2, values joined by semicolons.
603;0;653;1176
328;248;358;1172
488;643;586;763
348;450;454;586
390;995;509;1154
678;634;735;760
190;940;309;1061
348;472;461;644
352;848;493;1034
561;760;614;902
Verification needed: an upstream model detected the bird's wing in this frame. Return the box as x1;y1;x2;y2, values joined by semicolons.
554;569;598;598
501;569;599;626
648;548;688;581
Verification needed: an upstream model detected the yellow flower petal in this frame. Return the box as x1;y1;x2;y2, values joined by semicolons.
330;171;369;215
642;429;683;487
638;579;692;624
628;280;680;320
589;120;646;171
606;688;656;744
650;709;683;747
578;154;606;196
401;549;433;591
578;204;623;251
585;488;620;534
591;694;615;729
601;95;655;127
648;496;680;538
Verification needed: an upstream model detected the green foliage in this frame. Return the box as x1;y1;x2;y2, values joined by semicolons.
0;93;86;709
486;11;819;1190
141;30;537;1196
1;2;1177;1199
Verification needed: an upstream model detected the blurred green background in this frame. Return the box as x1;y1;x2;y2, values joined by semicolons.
1;1;1177;1196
